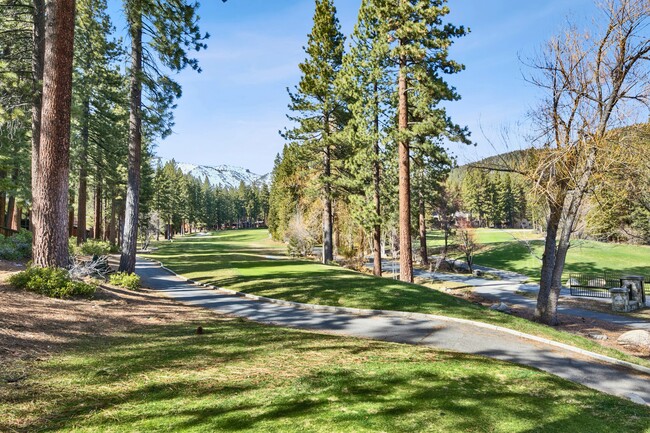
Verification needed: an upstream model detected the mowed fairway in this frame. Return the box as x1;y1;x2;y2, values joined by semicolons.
427;228;650;282
472;234;650;282
4;317;650;432
145;230;649;368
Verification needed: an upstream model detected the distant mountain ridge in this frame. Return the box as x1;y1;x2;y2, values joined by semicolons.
173;161;270;188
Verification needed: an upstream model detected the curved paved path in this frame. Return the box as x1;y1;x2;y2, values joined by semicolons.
136;259;650;406
376;259;650;330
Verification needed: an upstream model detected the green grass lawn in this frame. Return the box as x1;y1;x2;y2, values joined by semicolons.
3;317;649;432
426;228;543;247
426;228;650;282
144;229;650;368
473;238;650;282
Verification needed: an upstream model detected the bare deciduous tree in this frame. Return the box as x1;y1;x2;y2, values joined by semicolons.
527;0;650;325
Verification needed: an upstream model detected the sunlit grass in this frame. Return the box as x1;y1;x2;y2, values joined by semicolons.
2;318;649;432
144;229;650;368
425;228;650;282
473;238;650;282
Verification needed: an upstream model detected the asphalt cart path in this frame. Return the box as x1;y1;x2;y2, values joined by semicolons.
136;259;650;406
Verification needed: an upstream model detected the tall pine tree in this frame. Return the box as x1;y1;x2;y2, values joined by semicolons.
376;0;468;282
119;0;209;272
337;0;393;276
283;0;346;264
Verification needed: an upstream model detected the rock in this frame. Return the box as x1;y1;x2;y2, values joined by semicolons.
617;330;650;347
587;333;608;341
489;302;510;313
627;393;647;405
472;269;484;277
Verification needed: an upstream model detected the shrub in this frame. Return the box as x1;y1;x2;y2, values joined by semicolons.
0;229;32;260
68;237;77;256
78;239;112;256
285;212;315;258
9;266;96;299
109;272;141;290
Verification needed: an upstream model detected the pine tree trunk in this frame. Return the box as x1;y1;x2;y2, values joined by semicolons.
419;194;428;266
7;165;19;228
118;207;125;248
398;50;413;282
0;191;5;230
0;170;5;228
30;0;45;237
119;5;142;273
372;83;382;277
322;142;333;264
94;180;102;240
31;0;75;268
443;218;449;256
103;196;109;241
13;207;21;231
76;100;89;245
109;197;117;246
6;196;15;228
68;207;74;237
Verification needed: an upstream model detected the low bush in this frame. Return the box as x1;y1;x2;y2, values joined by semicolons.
9;266;96;299
73;239;112;256
0;229;32;260
109;272;141;290
285;213;315;258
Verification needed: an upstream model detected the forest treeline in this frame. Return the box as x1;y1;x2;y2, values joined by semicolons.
149;160;270;241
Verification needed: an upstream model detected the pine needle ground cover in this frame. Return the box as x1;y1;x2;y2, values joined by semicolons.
145;230;650;368
3;317;650;432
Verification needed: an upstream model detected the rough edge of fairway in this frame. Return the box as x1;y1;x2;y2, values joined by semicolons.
144;257;650;379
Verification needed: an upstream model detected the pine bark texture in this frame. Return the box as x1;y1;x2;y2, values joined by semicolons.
322;143;333;263
398;51;413;283
30;0;45;236
109;196;117;245
32;0;75;268
94;179;103;240
119;6;142;273
76;101;90;244
6;196;15;228
419;194;428;266
372;98;382;277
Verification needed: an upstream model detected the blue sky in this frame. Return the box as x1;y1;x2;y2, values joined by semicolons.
143;0;597;174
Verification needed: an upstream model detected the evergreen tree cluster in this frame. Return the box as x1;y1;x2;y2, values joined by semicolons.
0;0;214;264
152;160;270;240
271;0;469;274
459;170;528;229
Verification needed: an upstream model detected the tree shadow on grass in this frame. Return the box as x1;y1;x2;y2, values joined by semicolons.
475;241;650;281
5;322;646;432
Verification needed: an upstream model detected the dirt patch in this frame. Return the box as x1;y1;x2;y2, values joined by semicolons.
561;296;650;320
0;261;215;365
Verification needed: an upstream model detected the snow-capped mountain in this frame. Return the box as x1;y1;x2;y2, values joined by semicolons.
175;162;270;188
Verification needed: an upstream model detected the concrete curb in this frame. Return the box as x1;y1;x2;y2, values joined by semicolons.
140;257;650;377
